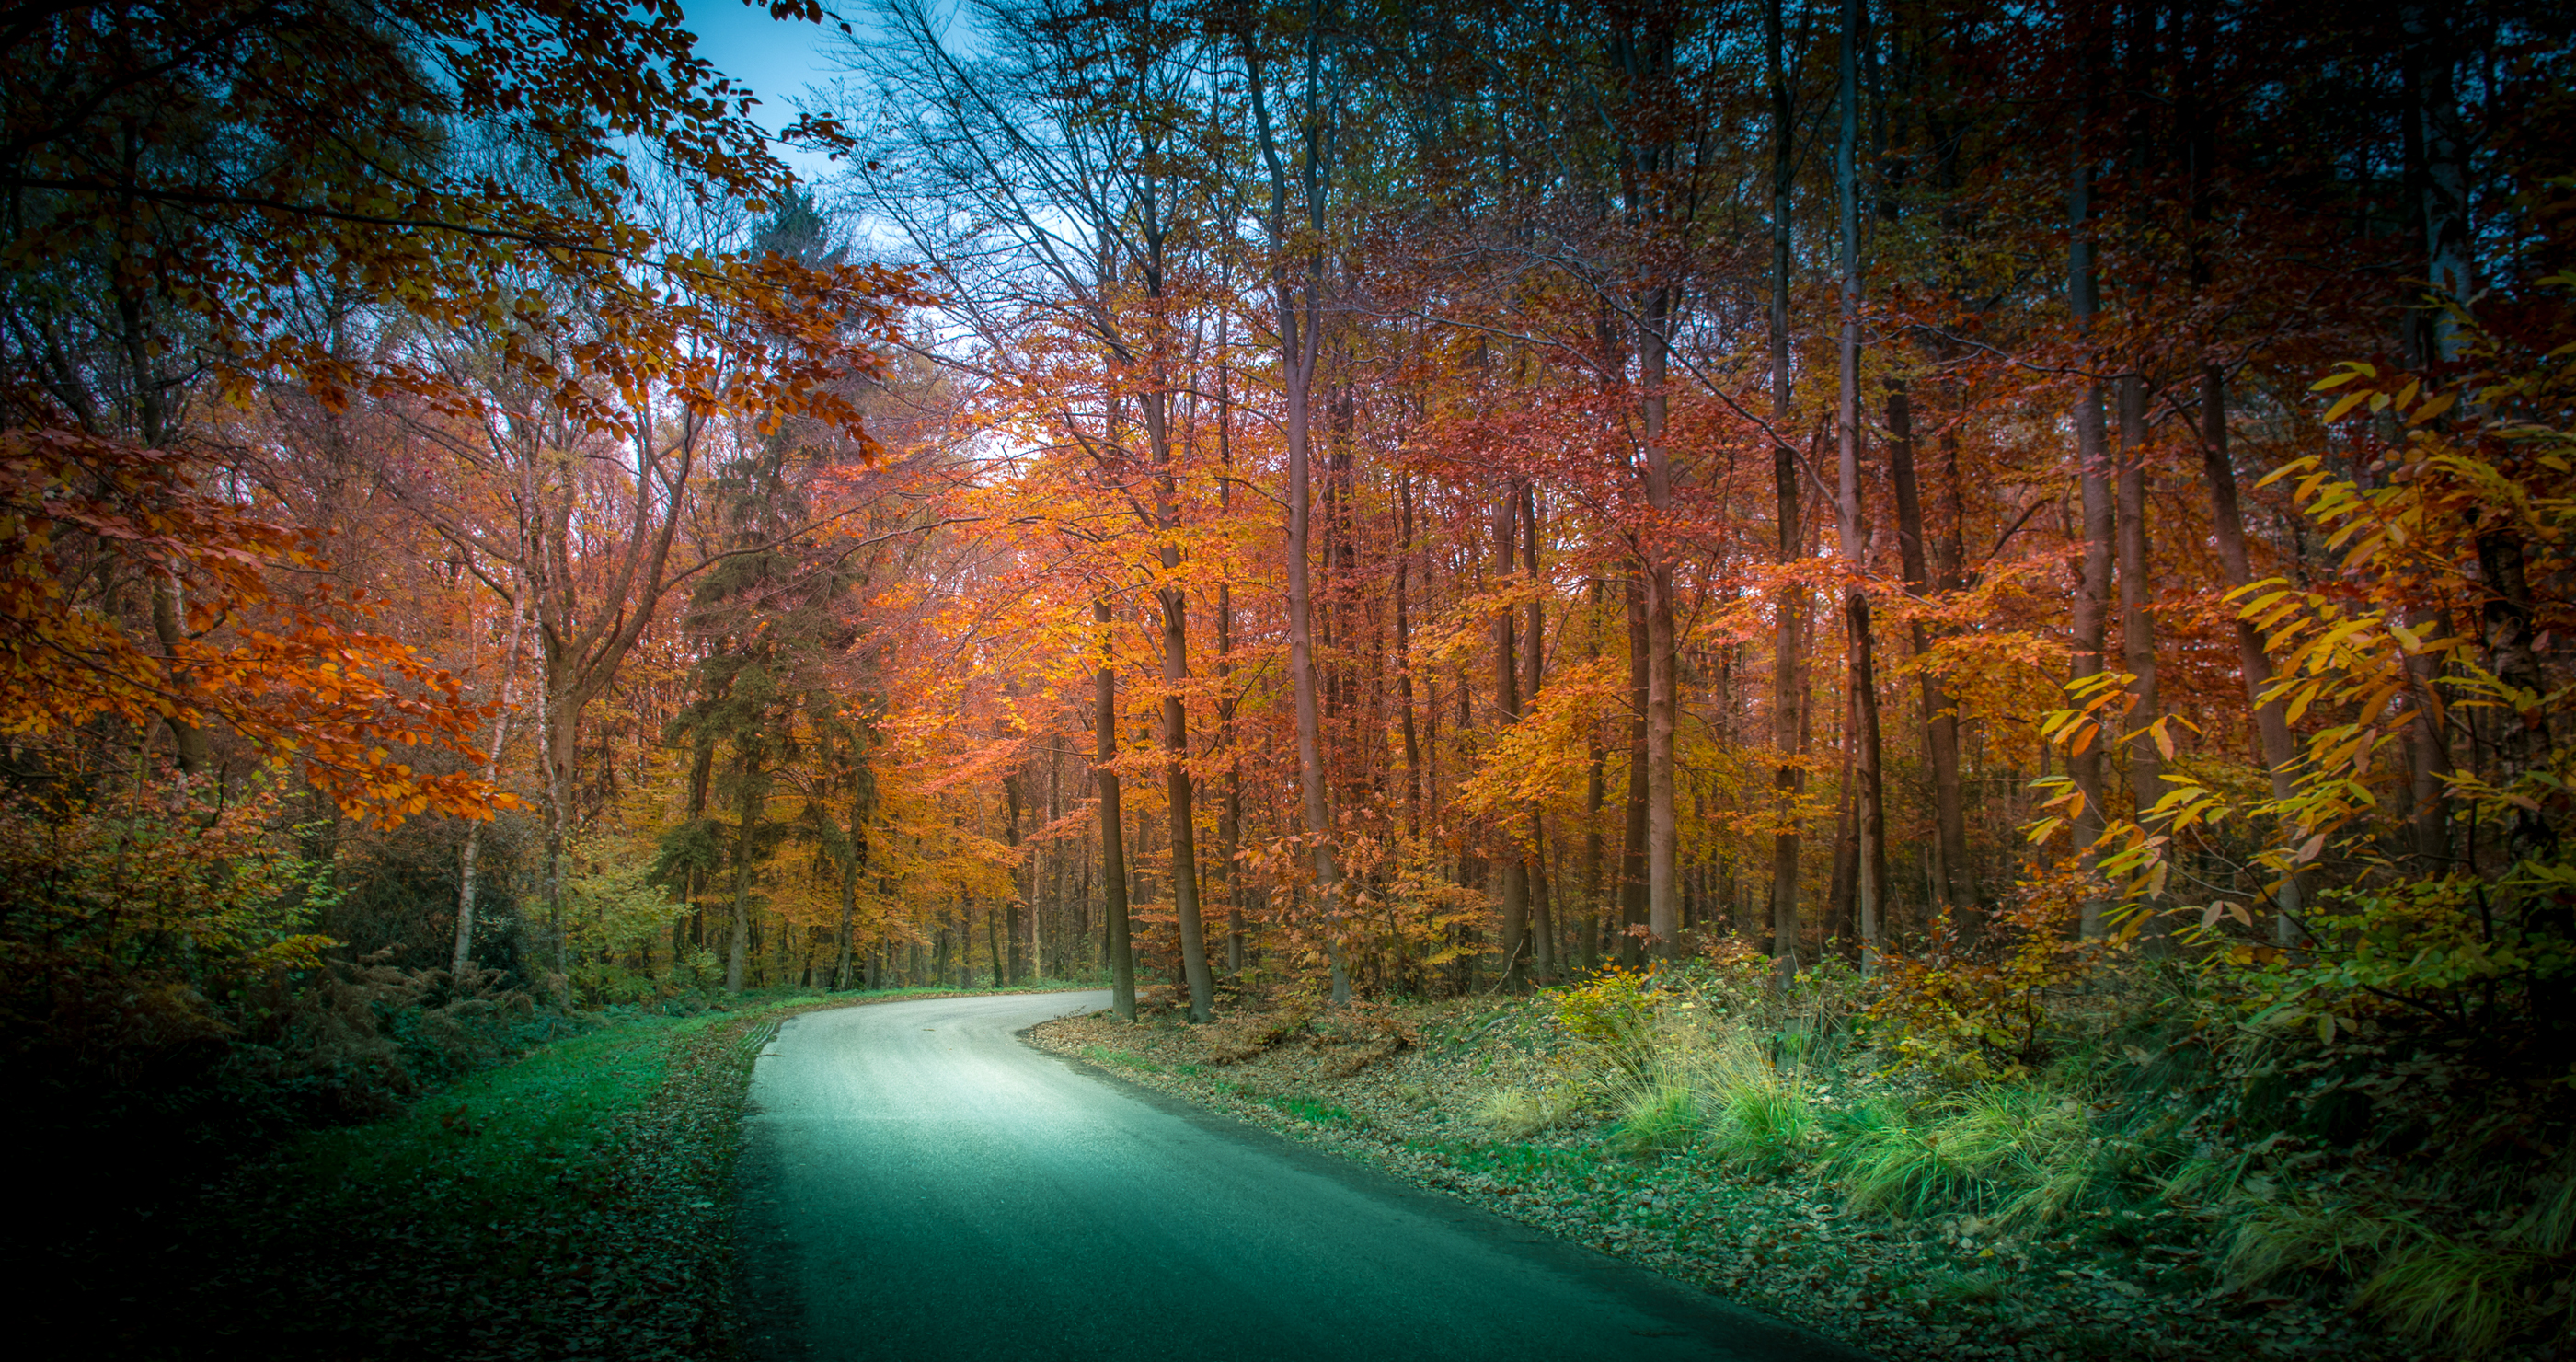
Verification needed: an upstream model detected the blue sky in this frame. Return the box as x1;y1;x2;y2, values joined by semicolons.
678;1;861;182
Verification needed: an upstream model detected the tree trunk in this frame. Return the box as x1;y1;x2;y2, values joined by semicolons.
454;579;528;977
1243;25;1347;1006
535;665;575;1003
1620;574;1651;967
1888;385;1970;920
1161;584;1214;1020
2116;372;2165;941
1766;0;1804;987
1522;484;1552;981
1494;484;1530;989
834;817;868;990
1583;581;1608;969
1095;598;1136;1020
1004;773;1024;986
727;777;756;995
1641;291;1680;962
2068;118;2114;939
986;896;1005;989
1834;0;1887;973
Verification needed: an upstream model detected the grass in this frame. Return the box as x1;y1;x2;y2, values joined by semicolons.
72;983;1041;1360
1264;1093;1352;1124
1827;1084;2131;1229
1475;1084;1583;1138
1025;978;2576;1361
1610;1081;1702;1155
2228;1193;2563;1358
291;1014;692;1233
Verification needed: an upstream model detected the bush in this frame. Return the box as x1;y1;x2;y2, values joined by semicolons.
0;779;579;1202
1868;868;2105;1081
1548;968;1659;1081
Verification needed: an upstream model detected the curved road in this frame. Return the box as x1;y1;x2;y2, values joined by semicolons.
736;991;1869;1362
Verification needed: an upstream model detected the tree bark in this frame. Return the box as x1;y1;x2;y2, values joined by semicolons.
1641;290;1680;962
1834;0;1887;973
1243;25;1348;1004
453;577;527;977
2116;372;2165;941
1158;577;1213;1020
727;775;756;995
1095;598;1136;1021
1888;384;1969;919
1523;483;1553;982
1620;574;1650;967
1766;0;1804;987
1494;484;1530;989
2068;116;2114;939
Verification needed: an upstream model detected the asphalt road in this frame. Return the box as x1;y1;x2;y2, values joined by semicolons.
736;990;1870;1362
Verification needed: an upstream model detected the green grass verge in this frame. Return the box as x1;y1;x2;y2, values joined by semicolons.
75;984;1079;1360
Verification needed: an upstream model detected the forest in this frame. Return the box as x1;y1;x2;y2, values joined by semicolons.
5;0;2573;1356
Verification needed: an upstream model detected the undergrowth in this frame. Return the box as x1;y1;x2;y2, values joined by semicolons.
1454;945;2576;1360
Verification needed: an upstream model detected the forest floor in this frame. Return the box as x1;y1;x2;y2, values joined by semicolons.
53;982;1085;1362
1026;995;2467;1362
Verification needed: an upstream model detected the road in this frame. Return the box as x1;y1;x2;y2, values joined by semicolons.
736;990;1870;1362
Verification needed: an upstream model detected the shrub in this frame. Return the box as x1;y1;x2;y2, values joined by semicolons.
1868;868;2104;1081
1548;968;1659;1082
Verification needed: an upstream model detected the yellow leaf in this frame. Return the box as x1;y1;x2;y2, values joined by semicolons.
2324;390;2369;422
2407;391;2458;425
2309;371;2362;392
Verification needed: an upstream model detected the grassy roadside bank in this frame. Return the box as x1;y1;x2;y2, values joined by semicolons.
1026;995;2456;1362
56;984;1085;1361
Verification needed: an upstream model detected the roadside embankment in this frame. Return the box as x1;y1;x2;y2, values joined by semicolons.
48;984;1079;1361
1028;991;2463;1362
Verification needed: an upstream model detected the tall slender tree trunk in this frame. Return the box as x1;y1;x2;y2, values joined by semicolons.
1888;385;1969;919
1834;0;1887;972
2116;373;2165;941
2068;111;2115;939
1144;388;1215;1022
1641;292;1680;961
1216;329;1248;975
1583;580;1608;969
1621;575;1651;967
1095;598;1136;1020
834;816;868;990
727;778;756;995
1397;474;1423;838
1243;25;1348;1006
2400;4;2469;876
1158;581;1213;1020
1523;484;1553;982
986;895;1005;989
1766;0;1804;987
534;661;574;1002
1494;484;1530;989
453;577;528;977
1004;772;1025;986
